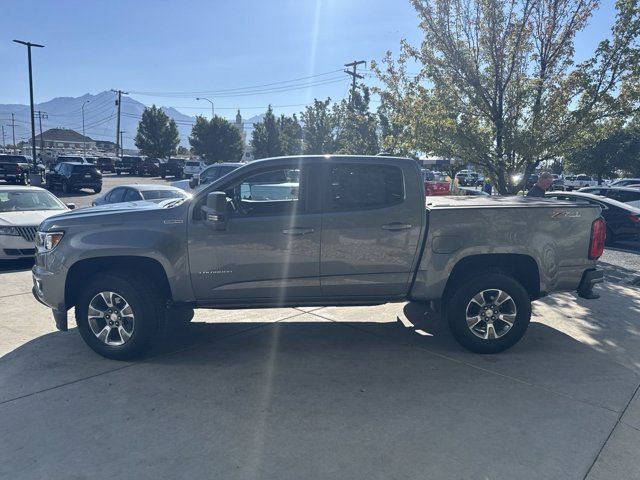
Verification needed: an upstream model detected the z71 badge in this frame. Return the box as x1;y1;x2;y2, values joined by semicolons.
552;210;582;218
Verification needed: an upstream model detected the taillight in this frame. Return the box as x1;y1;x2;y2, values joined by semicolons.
16;165;22;173
589;218;606;260
629;215;640;224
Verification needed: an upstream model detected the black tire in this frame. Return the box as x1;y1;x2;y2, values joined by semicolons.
160;172;166;179
116;171;121;176
62;180;69;194
446;272;531;354
94;186;102;194
75;272;165;360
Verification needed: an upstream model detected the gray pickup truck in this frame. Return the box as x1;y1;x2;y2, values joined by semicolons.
32;155;605;360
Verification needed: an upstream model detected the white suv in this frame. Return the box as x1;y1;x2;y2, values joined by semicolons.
182;160;206;178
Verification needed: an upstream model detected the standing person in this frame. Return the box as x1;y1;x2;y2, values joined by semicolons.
526;172;553;197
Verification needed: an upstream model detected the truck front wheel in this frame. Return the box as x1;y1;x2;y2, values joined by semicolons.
446;273;531;354
75;272;164;360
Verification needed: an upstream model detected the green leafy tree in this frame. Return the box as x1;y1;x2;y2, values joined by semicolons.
373;0;640;194
189;116;243;164
251;106;283;159
301;99;338;154
278;114;303;155
177;145;190;155
334;86;379;155
134;105;180;158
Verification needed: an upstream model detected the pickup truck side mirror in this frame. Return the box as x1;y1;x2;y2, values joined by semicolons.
202;191;227;230
189;174;200;189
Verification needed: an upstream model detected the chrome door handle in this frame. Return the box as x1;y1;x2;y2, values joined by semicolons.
282;228;315;236
381;223;412;231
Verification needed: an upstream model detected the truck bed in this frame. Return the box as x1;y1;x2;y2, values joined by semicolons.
426;195;589;209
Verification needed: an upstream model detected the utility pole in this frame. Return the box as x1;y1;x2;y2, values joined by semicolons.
35;111;47;157
13;39;44;172
119;131;125;156
344;60;366;105
11;113;16;153
82;100;90;155
111;89;128;156
2;126;5;148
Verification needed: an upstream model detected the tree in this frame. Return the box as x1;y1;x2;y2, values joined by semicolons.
189;116;243;163
373;0;640;194
278;114;303;155
251;106;283;159
301;99;338;154
334;86;379;155
134;105;180;158
177;145;190;155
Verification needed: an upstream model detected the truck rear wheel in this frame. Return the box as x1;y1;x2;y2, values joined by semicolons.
75;272;164;360
446;272;531;354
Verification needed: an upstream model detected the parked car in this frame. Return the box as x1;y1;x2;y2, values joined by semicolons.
172;162;243;192
32;155;605;360
45;162;102;193
92;185;190;206
183;159;206;178
0;186;71;260
609;178;640;188
115;156;144;176
96;157;117;173
455;186;490;196
550;178;565;191
564;174;598;190
84;156;97;164
456;171;482;186
546;191;640;245
422;170;450;196
137;158;160;176
159;158;185;179
0;154;41;185
578;186;640;208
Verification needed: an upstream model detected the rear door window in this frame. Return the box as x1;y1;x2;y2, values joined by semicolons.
328;164;404;211
108;188;126;203
123;189;142;202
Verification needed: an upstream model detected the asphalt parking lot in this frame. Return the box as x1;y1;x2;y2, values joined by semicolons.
1;247;640;479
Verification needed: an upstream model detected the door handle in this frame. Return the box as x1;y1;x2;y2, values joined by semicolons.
381;223;412;231
282;228;315;236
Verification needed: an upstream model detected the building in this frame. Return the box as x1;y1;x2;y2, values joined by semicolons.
30;128;96;151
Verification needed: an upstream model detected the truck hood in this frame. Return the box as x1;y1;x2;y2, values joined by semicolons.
41;199;189;226
0;209;67;227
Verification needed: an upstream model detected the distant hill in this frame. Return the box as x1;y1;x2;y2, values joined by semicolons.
0;92;201;150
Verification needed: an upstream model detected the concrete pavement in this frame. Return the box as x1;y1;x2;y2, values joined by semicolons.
1;262;640;479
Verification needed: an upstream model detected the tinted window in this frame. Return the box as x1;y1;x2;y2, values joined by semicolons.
612;191;640;203
0;155;28;163
123;189;142;202
107;188;125;203
72;165;98;173
228;167;302;216
328;164;404;211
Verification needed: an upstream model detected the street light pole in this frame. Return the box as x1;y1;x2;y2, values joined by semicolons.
82;100;90;156
195;97;214;118
13;39;44;172
119;131;125;156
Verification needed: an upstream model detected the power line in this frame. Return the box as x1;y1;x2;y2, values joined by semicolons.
344;60;366;105
127;69;344;97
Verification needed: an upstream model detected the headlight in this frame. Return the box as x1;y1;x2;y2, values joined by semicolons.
0;226;20;236
36;231;64;252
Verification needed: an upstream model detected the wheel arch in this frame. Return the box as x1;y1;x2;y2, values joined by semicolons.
442;253;541;304
65;256;172;308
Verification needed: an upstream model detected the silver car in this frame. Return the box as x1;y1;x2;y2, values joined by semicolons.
92;184;190;206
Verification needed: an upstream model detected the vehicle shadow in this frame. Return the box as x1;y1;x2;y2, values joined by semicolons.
0;258;34;273
1;306;639;479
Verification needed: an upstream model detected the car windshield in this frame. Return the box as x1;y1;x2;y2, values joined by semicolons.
0;190;65;212
141;189;188;201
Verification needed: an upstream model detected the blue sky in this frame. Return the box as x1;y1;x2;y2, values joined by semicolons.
1;0;619;121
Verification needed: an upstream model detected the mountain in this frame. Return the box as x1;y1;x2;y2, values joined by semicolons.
0;91;199;150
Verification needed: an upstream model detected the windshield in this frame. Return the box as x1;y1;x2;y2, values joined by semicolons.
141;189;188;201
0;190;66;212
